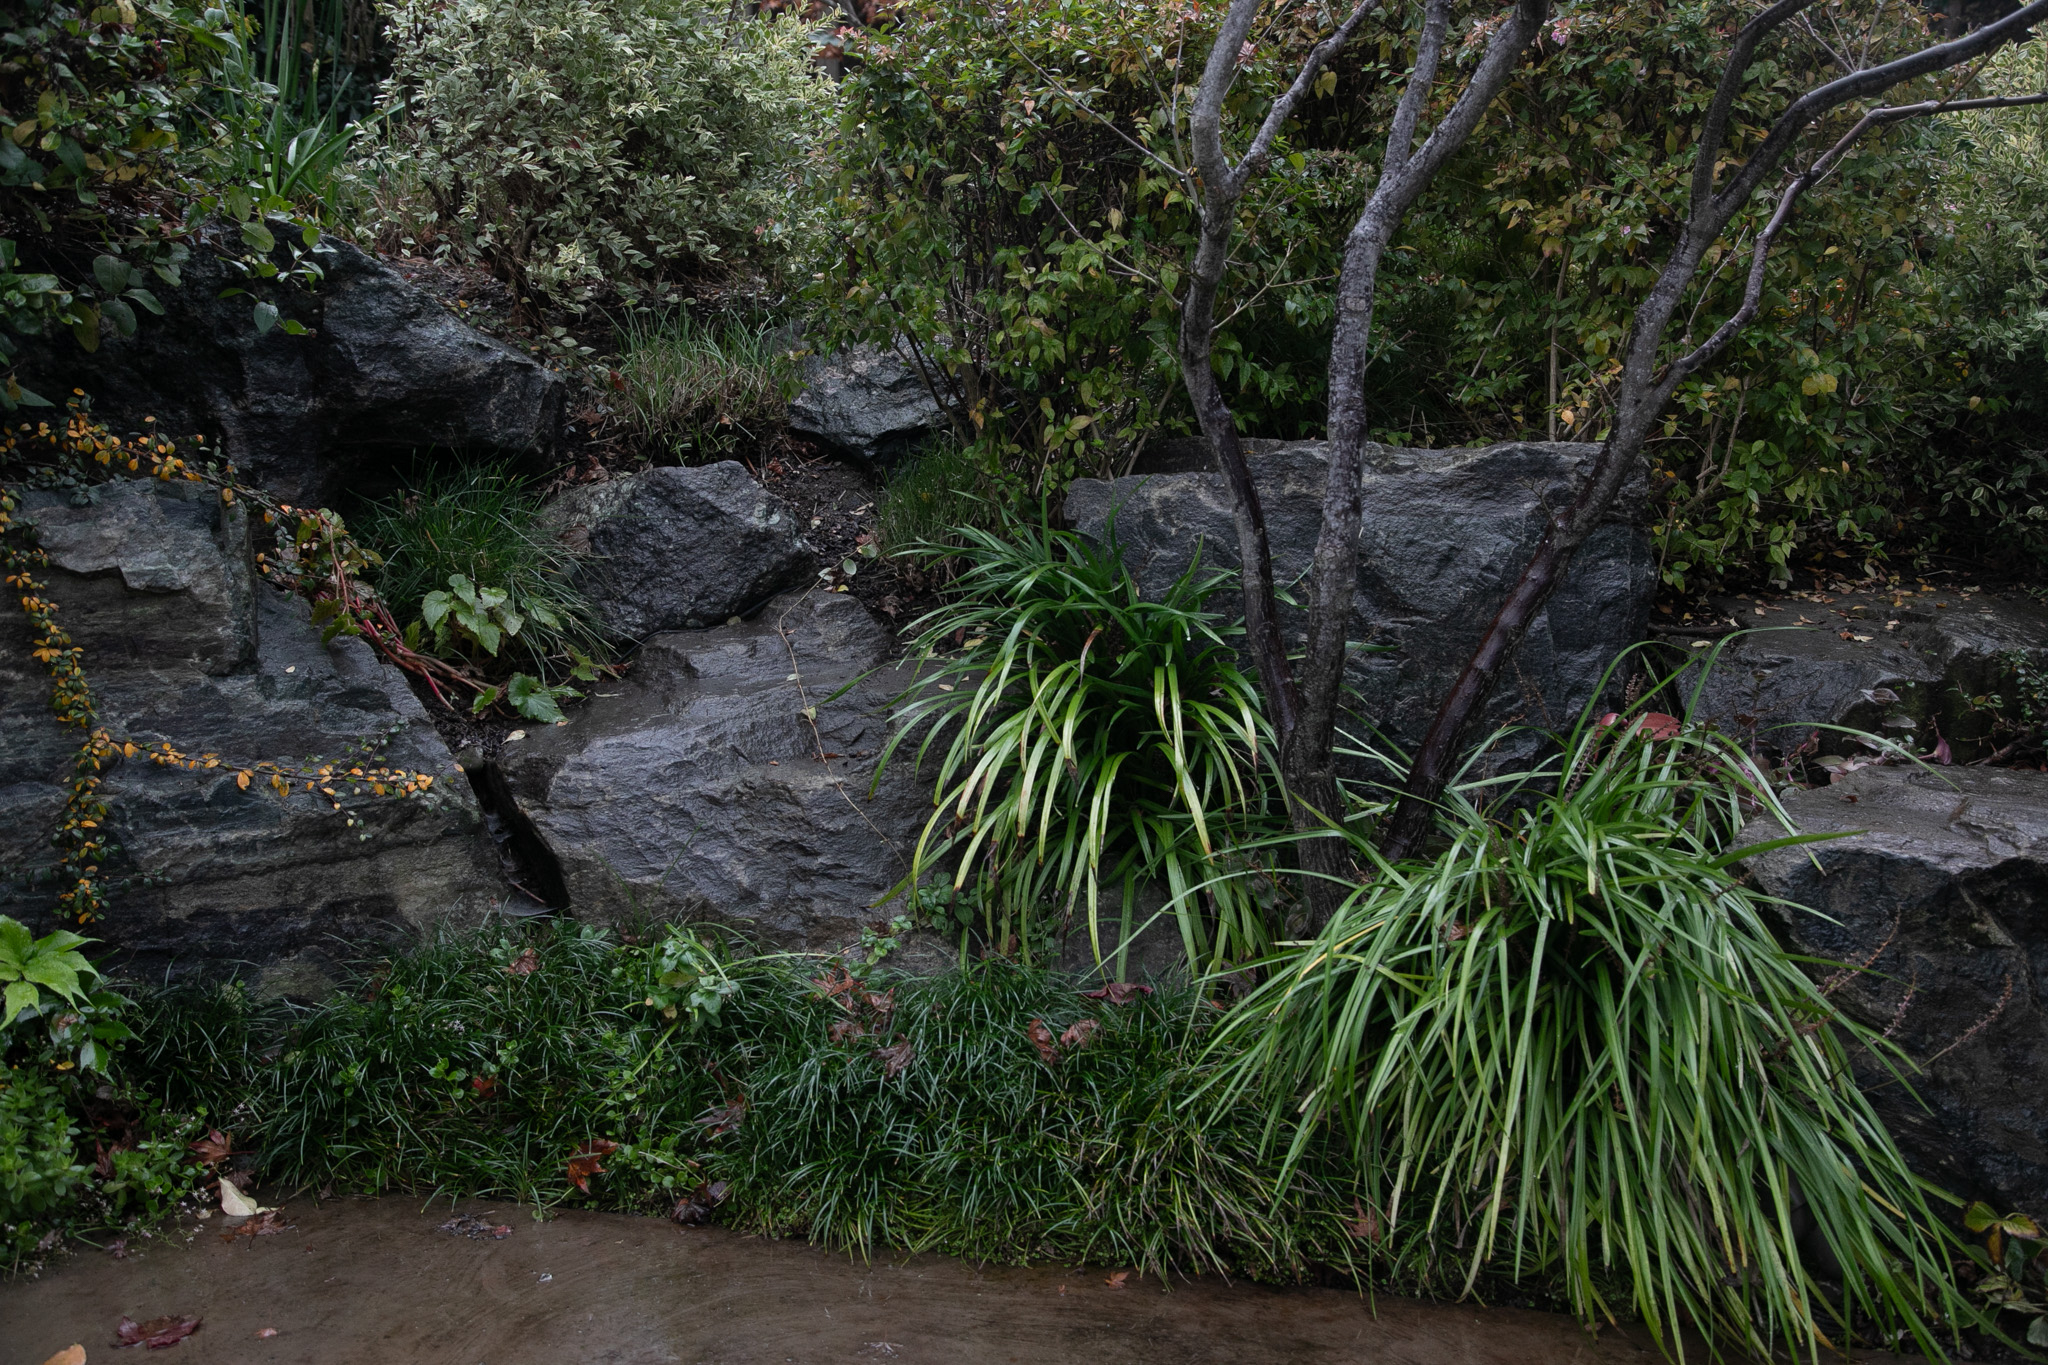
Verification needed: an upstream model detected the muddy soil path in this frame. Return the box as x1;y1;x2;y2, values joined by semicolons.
3;1198;1910;1365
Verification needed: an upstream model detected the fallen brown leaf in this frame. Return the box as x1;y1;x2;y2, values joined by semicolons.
40;1347;86;1365
565;1138;618;1194
873;1035;915;1078
113;1314;201;1349
437;1214;512;1240
220;1210;287;1242
255;1328;279;1339
1344;1197;1382;1243
1104;1270;1130;1290
1079;982;1153;1005
1058;1018;1100;1050
187;1129;231;1164
697;1096;747;1138
827;1017;868;1044
1025;1018;1059;1064
504;948;540;976
672;1179;730;1226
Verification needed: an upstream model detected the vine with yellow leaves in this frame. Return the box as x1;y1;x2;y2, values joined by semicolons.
1;397;475;924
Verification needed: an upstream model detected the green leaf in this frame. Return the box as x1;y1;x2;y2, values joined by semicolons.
1967;1202;1999;1234
241;218;276;254
93;252;129;293
508;673;572;724
2029;1318;2048;1348
22;954;83;1000
421;591;451;633
470;684;502;716
253;300;279;335
2;979;37;1028
102;296;137;337
0;915;33;971
125;286;164;315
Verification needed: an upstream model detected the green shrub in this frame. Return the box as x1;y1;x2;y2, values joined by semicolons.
613;309;804;460
356;463;611;682
373;0;833;307
1205;697;1971;1359
879;518;1280;973
872;437;997;559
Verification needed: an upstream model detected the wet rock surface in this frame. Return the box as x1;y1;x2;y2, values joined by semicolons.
1064;440;1657;774
788;342;947;466
497;591;930;947
1678;584;2048;760
539;462;813;639
19;233;564;506
0;1196;1781;1365
0;480;501;990
1739;764;2048;1215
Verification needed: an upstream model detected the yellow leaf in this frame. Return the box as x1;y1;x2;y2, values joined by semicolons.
237;770;251;790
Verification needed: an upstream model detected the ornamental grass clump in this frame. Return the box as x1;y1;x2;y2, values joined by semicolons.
1205;703;1974;1361
878;518;1279;974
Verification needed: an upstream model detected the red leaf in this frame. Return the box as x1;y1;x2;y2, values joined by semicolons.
504;948;539;976
187;1129;232;1164
1079;982;1153;1005
470;1075;498;1098
1058;1018;1100;1050
1344;1197;1382;1243
873;1034;915;1078
1104;1270;1130;1290
672;1179;730;1225
565;1138;618;1193
1025;1018;1060;1064
113;1314;201;1349
1597;711;1682;740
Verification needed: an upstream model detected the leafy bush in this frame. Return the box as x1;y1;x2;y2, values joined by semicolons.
872;437;997;558
879;518;1279;972
356;463;611;684
613;309;804;460
373;0;833;307
1205;700;1972;1359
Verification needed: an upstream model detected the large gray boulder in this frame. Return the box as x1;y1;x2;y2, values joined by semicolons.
787;343;947;466
496;591;931;947
1682;586;2048;762
1738;764;2048;1216
18;230;564;506
1064;440;1656;774
540;463;812;639
0;480;503;990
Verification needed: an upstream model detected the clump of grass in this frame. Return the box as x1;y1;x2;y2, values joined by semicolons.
123;927;1379;1285
614;309;804;459
879;516;1282;974
1206;699;1976;1361
354;462;611;678
873;438;994;558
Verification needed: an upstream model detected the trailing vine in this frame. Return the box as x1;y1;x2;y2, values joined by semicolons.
1;397;477;924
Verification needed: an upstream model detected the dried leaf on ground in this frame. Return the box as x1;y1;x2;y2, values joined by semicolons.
1079;982;1153;1005
187;1129;231;1164
827;1017;867;1044
40;1347;86;1365
218;1182;273;1218
438;1214;512;1240
1104;1271;1130;1290
809;966;860;1006
255;1328;279;1339
1059;1018;1100;1050
672;1180;730;1226
696;1096;747;1138
113;1314;201;1349
504;948;540;976
565;1139;619;1193
221;1210;288;1242
873;1035;915;1078
1025;1018;1059;1064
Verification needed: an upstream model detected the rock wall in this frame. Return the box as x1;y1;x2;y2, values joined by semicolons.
1;480;504;991
1064;440;1657;775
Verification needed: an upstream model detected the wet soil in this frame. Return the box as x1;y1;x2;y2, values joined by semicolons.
2;1197;1909;1365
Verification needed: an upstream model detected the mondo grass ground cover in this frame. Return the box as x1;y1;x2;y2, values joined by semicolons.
127;931;1376;1287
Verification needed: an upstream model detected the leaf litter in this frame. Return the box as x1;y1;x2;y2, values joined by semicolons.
438;1213;513;1239
113;1315;201;1349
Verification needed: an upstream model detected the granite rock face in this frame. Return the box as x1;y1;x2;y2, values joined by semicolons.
496;591;931;947
540;463;813;639
1;480;503;990
19;232;563;506
1064;440;1657;774
787;343;947;466
1739;764;2048;1215
1681;587;2048;762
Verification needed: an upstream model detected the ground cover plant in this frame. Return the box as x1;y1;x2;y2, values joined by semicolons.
612;308;805;460
127;927;1378;1286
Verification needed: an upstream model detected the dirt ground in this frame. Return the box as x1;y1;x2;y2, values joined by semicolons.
0;1196;1913;1365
